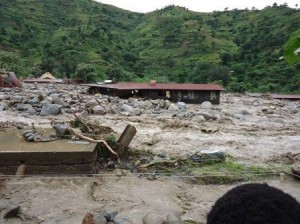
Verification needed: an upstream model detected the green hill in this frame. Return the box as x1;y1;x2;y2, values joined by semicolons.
0;0;300;93
284;29;300;64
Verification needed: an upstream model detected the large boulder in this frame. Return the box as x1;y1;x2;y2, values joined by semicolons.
85;99;98;111
142;213;165;224
52;96;68;107
168;103;180;111
27;97;40;105
93;105;106;115
176;102;187;110
197;111;217;120
201;101;213;109
121;104;141;116
164;100;171;109
191;115;206;123
40;104;62;116
167;212;181;224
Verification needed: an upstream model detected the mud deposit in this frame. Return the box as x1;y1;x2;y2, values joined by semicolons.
0;84;300;223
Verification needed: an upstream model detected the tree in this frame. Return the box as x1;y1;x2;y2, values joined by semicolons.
73;63;98;83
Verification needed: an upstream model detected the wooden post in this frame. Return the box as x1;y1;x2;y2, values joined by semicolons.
118;125;137;147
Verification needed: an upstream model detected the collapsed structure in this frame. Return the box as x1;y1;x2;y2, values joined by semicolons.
86;82;224;104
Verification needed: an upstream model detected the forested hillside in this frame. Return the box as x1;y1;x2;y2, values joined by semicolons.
0;0;300;93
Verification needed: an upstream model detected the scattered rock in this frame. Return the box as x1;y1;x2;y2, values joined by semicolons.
164;100;171;109
142;212;165;224
197;112;217;120
52;96;68;107
53;124;70;136
121;104;141;116
27;97;40;105
191;115;206;123
94;215;107;224
85;99;99;111
240;110;250;115
3;206;20;219
167;212;181;224
93;105;106;115
201;101;212;109
40;103;62;116
168;103;180;111
176;102;186;110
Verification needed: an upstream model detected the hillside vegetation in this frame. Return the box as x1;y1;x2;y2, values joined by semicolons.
0;0;300;93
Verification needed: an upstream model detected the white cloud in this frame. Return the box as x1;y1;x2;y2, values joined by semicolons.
96;0;299;13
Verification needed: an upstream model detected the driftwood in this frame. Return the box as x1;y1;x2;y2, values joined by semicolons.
68;127;120;163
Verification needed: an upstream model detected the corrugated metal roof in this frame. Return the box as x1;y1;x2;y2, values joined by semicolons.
84;82;224;91
271;94;300;100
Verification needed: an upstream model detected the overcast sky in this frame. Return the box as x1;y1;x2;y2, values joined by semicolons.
96;0;298;13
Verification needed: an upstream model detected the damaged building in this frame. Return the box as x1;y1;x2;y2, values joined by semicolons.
86;82;224;104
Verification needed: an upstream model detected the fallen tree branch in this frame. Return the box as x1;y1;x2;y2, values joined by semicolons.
72;113;92;132
68;127;120;163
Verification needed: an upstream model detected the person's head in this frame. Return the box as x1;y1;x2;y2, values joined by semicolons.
207;183;300;224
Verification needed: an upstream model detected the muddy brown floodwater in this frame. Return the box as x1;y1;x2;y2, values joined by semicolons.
0;88;300;223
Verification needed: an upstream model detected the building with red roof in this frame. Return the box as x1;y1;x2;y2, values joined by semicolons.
85;81;224;104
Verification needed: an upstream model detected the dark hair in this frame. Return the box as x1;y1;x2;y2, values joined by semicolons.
207;183;300;224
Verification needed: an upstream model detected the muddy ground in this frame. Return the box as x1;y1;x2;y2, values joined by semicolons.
0;84;300;223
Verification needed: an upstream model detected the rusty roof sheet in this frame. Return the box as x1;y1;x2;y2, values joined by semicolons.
84;82;224;91
23;78;64;84
271;94;300;100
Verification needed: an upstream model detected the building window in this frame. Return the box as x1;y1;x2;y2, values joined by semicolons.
210;91;217;100
166;91;171;99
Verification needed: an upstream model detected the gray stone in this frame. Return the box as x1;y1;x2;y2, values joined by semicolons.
240;110;250;115
12;96;23;102
53;124;70;136
142;213;165;224
121;104;141;115
85;99;98;110
177;112;192;118
52;96;68;107
168;103;180;111
16;103;33;112
164;100;171;109
27;108;37;115
94;215;107;224
28;97;40;105
0;104;6;111
40;104;62;116
197;111;217;120
49;93;60;98
167;212;181;224
191;115;206;123
138;100;153;110
159;99;165;108
201;101;213;109
93;105;106;115
176;102;186;110
151;99;160;105
78;110;88;117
